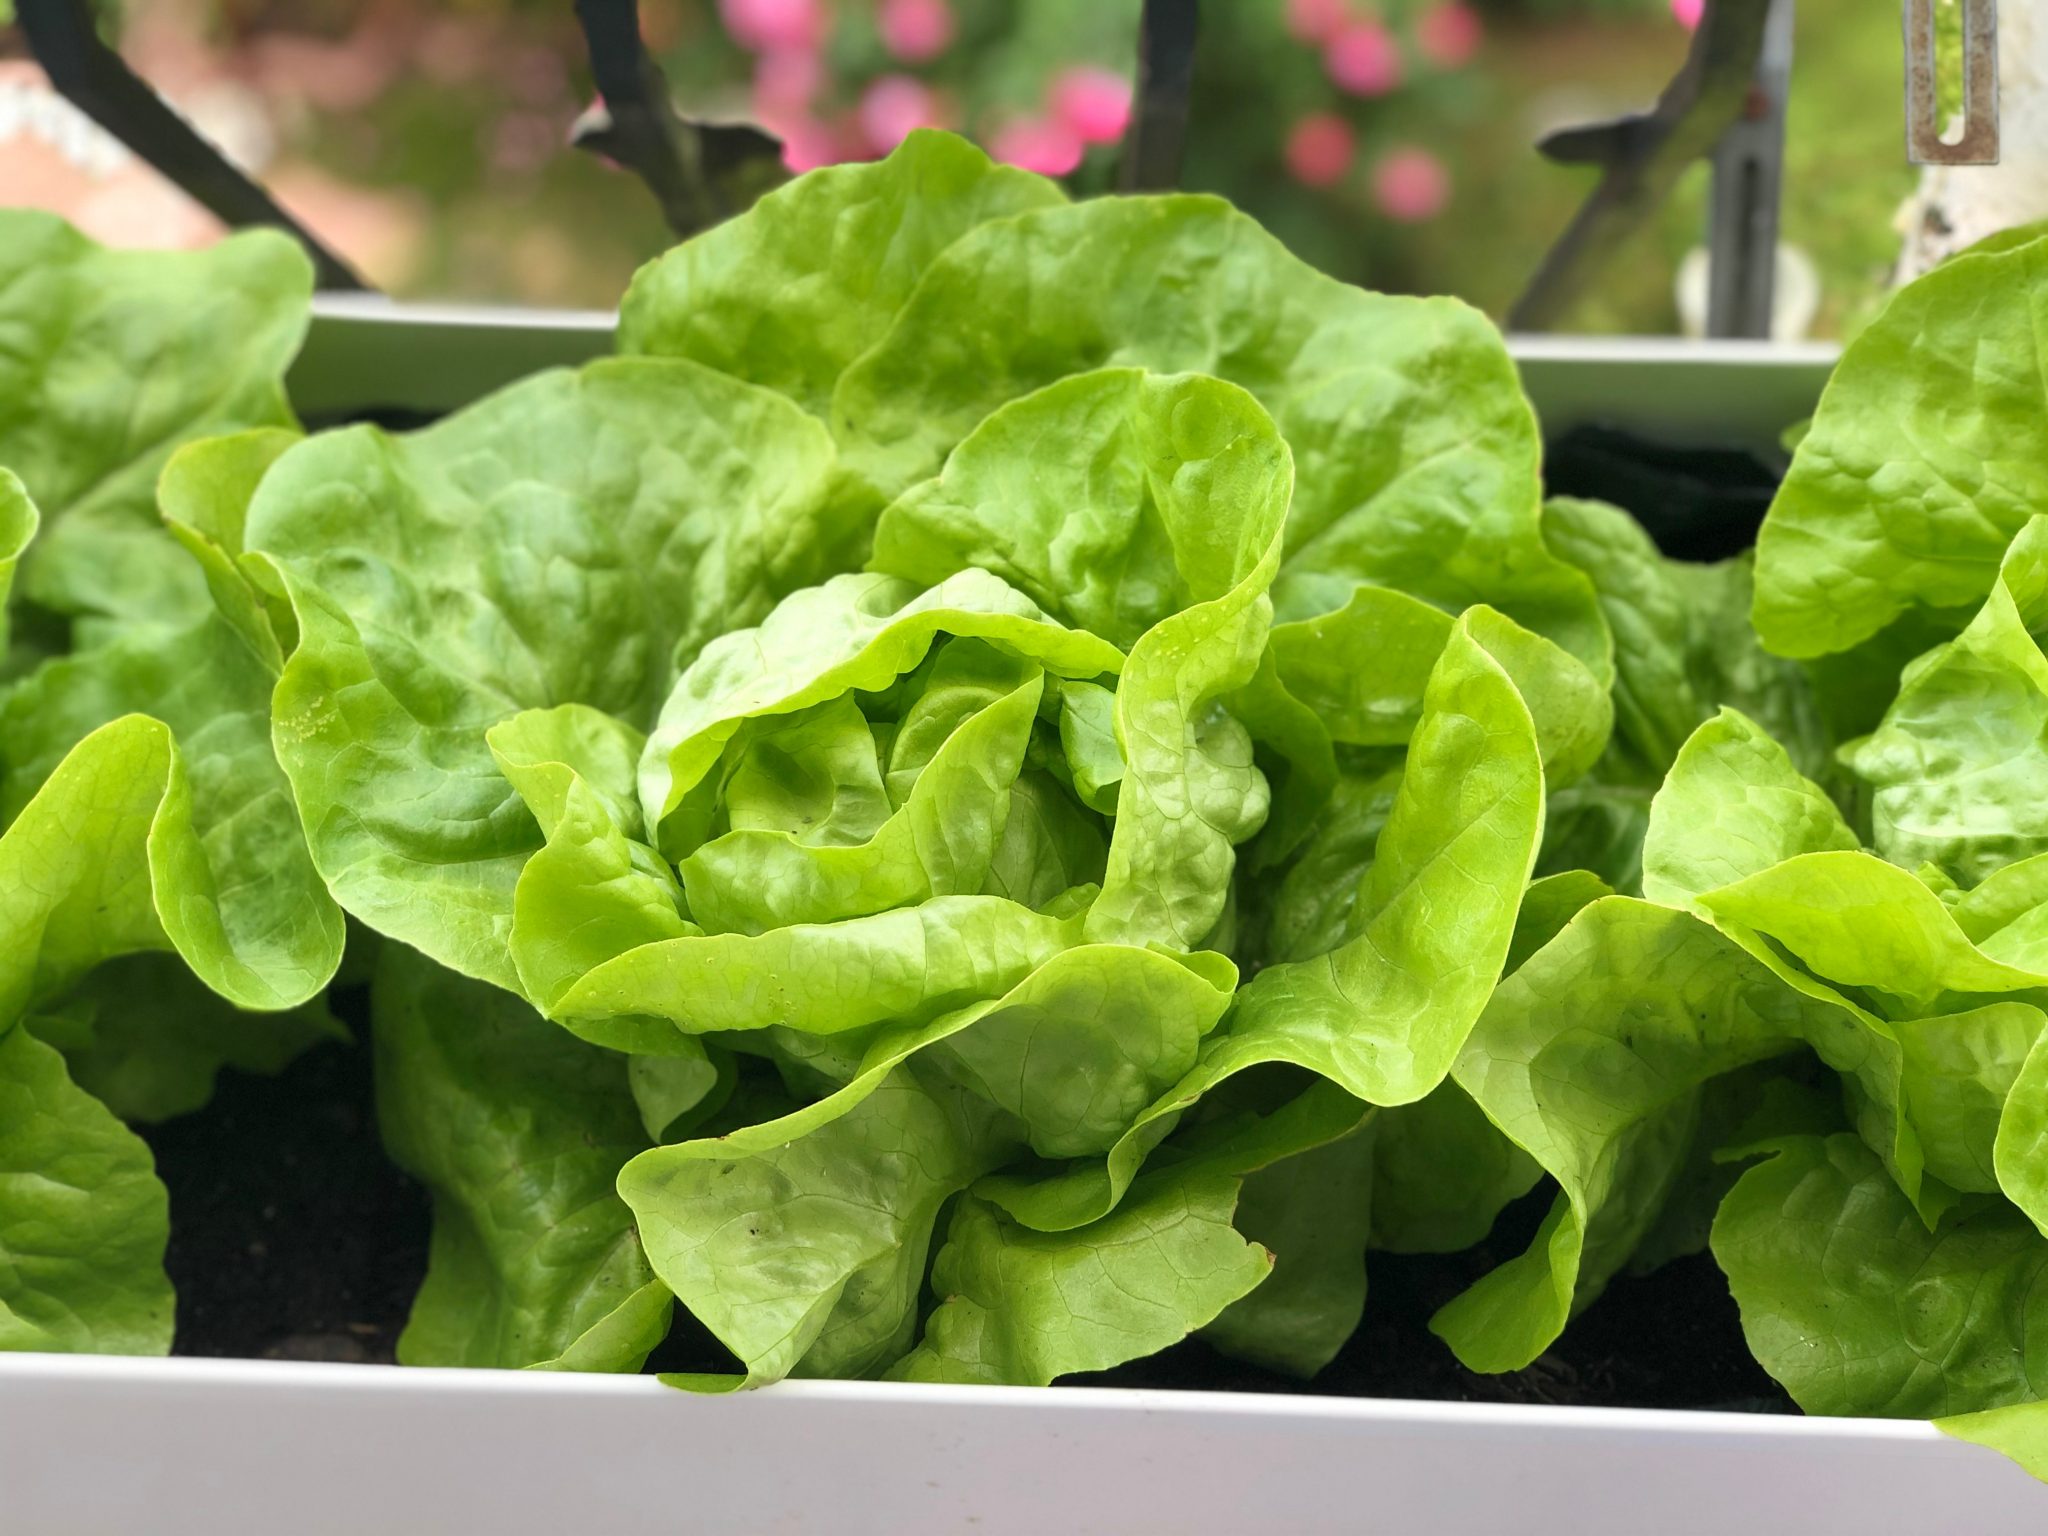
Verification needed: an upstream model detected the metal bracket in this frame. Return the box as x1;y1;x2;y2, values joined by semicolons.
12;0;369;290
1119;0;1199;192
1905;0;1999;165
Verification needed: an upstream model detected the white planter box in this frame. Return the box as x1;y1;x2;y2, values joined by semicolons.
5;305;2038;1534
2;1357;2044;1534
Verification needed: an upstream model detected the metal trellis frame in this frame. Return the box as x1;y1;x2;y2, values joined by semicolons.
1704;0;1794;338
569;0;782;238
1119;0;1199;193
15;0;1959;344
12;0;368;290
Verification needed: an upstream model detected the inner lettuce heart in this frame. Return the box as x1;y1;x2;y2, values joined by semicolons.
622;133;1607;681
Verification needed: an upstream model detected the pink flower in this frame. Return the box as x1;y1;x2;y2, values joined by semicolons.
1325;20;1402;97
1050;67;1132;145
991;116;1085;176
878;0;954;62
1373;146;1449;222
779;116;856;172
860;75;939;153
1670;0;1705;27
752;49;822;130
719;0;823;54
1414;4;1483;67
1284;0;1349;44
1284;113;1356;187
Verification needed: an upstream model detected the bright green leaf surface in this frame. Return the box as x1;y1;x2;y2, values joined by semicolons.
889;1167;1271;1386
0;213;309;626
245;359;842;988
0;1025;172;1355
374;946;667;1372
1753;239;2048;658
619;130;1063;424
1715;1134;2048;1417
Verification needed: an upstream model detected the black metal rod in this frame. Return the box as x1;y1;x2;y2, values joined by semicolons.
1705;0;1793;337
14;0;369;290
1119;0;1199;192
1508;0;1774;332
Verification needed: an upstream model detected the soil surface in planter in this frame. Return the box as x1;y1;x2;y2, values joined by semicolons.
150;987;1792;1411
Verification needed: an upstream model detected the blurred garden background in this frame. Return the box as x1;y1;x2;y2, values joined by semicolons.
0;0;1921;333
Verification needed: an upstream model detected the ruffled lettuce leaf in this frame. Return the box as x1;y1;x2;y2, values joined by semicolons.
1197;1120;1375;1377
0;1025;171;1355
623;1072;1010;1387
980;612;1542;1232
373;945;670;1372
1646;708;2048;1217
1714;1133;2048;1417
242;359;845;989
25;954;341;1126
1844;516;2048;884
1540;497;1822;891
619;130;1064;425
835;194;1602;665
1433;897;1817;1372
888;1165;1273;1386
1752;237;2048;658
0;213;310;629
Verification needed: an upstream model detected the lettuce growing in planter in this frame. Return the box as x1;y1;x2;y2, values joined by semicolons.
0;221;342;1353
17;131;2048;1489
239;330;1558;1379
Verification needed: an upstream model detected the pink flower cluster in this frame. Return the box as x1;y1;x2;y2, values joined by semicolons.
1287;1;1482;98
1284;115;1449;222
1278;1;1470;220
723;0;1127;177
992;68;1130;176
727;0;956;168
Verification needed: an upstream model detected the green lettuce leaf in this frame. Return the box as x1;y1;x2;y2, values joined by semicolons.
1844;516;2048;884
0;612;343;1012
1371;1080;1540;1255
1432;897;1817;1373
619;130;1064;425
0;468;38;660
1646;707;2048;1214
26;954;342;1125
980;612;1542;1231
0;213;310;627
1752;238;2048;658
243;359;844;989
1199;1121;1374;1376
1938;1402;2048;1482
373;945;669;1372
831;190;1601;666
1540;499;1823;891
639;570;1121;861
1714;1133;2048;1416
889;1166;1273;1386
0;1025;172;1355
621;1072;1010;1387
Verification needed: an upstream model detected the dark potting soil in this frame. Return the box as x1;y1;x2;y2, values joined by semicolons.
145;1000;1790;1411
1082;1186;1795;1412
146;983;430;1365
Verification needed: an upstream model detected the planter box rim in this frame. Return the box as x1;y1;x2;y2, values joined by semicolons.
0;1350;1947;1441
